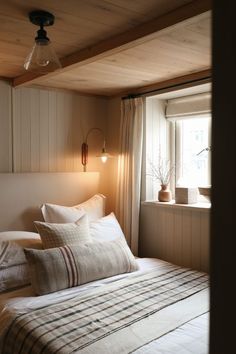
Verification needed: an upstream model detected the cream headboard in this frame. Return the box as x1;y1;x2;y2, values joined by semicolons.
0;172;100;232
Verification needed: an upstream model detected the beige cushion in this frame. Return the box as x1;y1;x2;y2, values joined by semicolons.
90;212;126;242
0;231;41;247
0;232;42;293
0;234;42;269
34;214;92;249
0;241;28;269
24;238;139;295
0;263;30;293
41;194;106;223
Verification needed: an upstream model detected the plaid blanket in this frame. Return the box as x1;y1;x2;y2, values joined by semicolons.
2;263;209;354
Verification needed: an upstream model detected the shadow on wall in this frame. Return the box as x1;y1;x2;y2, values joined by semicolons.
8;207;44;232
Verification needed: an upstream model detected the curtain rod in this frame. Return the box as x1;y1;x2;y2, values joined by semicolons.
121;76;211;100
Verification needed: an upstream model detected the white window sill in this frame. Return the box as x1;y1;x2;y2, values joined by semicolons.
142;200;211;212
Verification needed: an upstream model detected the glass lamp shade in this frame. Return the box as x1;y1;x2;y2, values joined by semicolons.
97;148;112;163
24;40;61;74
101;154;108;163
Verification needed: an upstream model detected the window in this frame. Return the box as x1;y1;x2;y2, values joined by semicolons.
144;88;211;202
175;115;211;187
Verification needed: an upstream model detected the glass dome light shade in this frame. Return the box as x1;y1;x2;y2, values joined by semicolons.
97;148;112;163
101;154;108;163
24;39;61;74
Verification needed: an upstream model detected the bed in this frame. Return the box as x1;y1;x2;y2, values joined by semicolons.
0;177;209;353
0;258;209;354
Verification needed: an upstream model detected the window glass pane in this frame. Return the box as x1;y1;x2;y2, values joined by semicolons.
177;116;211;187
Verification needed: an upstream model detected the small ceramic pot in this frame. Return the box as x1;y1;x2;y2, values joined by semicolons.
158;184;172;202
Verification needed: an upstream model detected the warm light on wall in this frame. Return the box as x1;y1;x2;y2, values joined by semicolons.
81;128;112;171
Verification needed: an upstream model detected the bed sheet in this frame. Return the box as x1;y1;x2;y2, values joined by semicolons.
134;313;209;354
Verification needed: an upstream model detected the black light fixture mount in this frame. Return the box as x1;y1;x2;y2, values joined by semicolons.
29;10;55;27
24;10;61;73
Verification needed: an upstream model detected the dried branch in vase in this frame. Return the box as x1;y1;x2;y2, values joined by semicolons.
147;158;175;186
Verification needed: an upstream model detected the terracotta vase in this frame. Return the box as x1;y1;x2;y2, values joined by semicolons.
158;184;172;202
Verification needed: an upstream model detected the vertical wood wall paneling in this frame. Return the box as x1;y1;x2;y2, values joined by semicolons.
12;87;108;173
157;207;166;260
12;88;21;172
21;89;31;171
200;211;210;272
191;210;201;270
30;89;40;171
182;209;192;268
40;90;49;171
72;94;82;171
65;93;74;172
57;90;65;171
173;208;183;266
164;207;175;262
48;91;57;172
140;204;210;272
0;80;12;172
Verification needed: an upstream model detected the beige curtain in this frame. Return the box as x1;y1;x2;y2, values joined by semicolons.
116;97;144;256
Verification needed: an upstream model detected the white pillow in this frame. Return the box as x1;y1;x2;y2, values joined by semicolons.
0;231;42;269
90;212;125;242
0;231;41;248
41;194;106;223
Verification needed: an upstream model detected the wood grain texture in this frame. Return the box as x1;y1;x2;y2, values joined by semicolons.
6;1;211;96
16;11;211;96
0;0;195;79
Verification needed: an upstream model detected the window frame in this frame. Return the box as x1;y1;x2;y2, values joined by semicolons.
143;89;212;204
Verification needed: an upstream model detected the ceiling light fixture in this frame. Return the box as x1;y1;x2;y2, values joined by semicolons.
81;128;112;172
24;10;61;73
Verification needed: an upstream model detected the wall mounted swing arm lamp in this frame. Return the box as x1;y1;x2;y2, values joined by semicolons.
81;128;112;172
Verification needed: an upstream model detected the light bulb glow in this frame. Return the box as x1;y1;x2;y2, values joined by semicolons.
101;155;108;163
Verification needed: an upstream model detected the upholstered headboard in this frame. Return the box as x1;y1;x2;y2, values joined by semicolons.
0;172;100;231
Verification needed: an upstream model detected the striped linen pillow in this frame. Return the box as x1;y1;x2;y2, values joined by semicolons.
34;214;91;249
24;238;139;295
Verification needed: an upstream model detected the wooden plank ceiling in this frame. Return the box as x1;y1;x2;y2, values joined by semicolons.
0;0;211;96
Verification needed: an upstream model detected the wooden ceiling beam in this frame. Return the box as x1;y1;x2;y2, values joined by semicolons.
13;0;212;88
116;69;212;98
